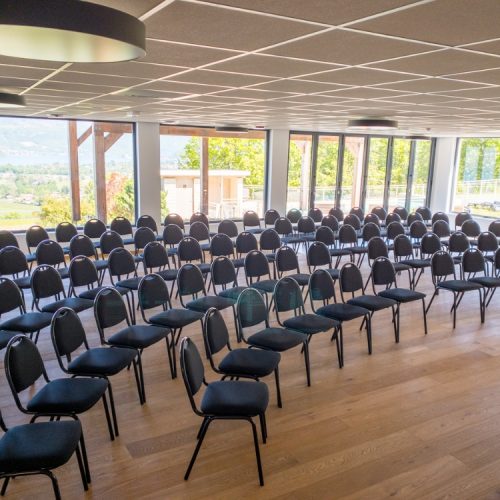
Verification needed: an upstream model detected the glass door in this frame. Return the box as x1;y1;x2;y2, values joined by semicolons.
410;139;432;210
314;135;339;213
364;137;389;212
388;138;411;211
339;136;365;213
287;133;313;213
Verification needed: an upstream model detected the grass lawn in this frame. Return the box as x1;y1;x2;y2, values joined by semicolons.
0;200;40;229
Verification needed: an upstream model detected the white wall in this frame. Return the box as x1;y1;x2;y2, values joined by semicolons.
429;137;457;214
266;129;289;215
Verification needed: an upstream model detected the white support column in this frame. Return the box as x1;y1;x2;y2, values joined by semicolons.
266;129;290;215
135;122;161;226
429;137;457;214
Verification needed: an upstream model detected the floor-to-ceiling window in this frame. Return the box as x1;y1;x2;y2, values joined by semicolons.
410;139;433;211
388;138;412;211
365;137;389;211
287;133;313;213
314;135;339;213
339;136;365;212
452;138;500;217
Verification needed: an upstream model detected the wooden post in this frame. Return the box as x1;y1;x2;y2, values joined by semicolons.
68;121;81;221
93;123;107;223
201;137;209;214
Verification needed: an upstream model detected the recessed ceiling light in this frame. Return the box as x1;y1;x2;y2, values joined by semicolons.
348;118;398;130
215;125;249;133
0;92;25;108
0;0;146;63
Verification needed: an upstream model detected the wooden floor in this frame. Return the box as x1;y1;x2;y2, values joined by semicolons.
3;250;500;500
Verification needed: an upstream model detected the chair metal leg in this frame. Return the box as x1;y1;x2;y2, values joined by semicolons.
334;327;342;368
452;292;457;329
79;430;91;483
197;417;209;440
102;392;115;441
0;478;9;496
132;356;145;405
248;418;264;486
425;289;438;313
393;305;400;343
44;470;62;500
259;413;267;444
185;418;211;480
303;341;311;387
422;298;428;335
107;382;119;438
366;315;372;355
75;443;89;491
274;367;282;408
165;335;176;379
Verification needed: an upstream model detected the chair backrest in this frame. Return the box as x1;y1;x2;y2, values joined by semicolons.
69;255;99;288
203;307;230;357
189;221;210;242
274;276;304;314
163;224;184;247
274;217;293;236
83;218;106;239
177;263;205;299
107;247;136;279
461;219;481;238
210;233;235;258
164;213;185;231
364;213;381;227
55;222;78;244
371;257;397;287
5;335;46;396
416;206;432;221
259;228;281;252
236;287;268;329
51;307;87;361
0;277;24;315
308;207;323;223
448;231;470;254
386;221;405;241
349;206;364;220
179;337;205;408
431;211;449;225
177;236;204;263
243;210;261;230
477;231;499;254
297;216;315;234
110;216;133;237
31;264;65;300
338;224;358;245
0;230;19;250
211;256;237;288
361;222;381;243
143;242;170;271
307;241;331;269
235;231;258;255
488;219;500;237
217;219;238;238
309;268;335;304
430;250;456;281
371;206;387;221
432;220;451;238
134;227;156;251
138;273;170;313
286;208;302;224
420;232;441;257
276;245;300;274
393;206;408;221
315;226;335;247
36;239;66;267
69;234;98;260
329;207;344;222
409;220;427;239
0;246;29;277
343;213;361;231
26;225;49;251
385;212;402;225
407;211;424;226
190;212;209;227
339;262;363;295
367;237;389;262
462;248;486;275
393;234;414;259
455;211;472;229
264;209;280;227
136;214;158;233
94;287;129;331
244;250;271;280
321;214;339;233
100;230;124;256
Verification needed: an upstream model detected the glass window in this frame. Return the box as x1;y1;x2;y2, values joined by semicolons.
365;137;388;211
314;135;339;213
340;136;365;212
287;134;312;213
388;138;411;211
410;140;432;211
452;138;500;217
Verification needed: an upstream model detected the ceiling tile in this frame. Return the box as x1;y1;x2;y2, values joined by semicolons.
69;61;186;79
445;68;500;85
324;87;413;99
145;1;322;51
265;28;432;65
302;67;417;85
214;89;301;99
251;79;347;93
376;78;490;93
170;69;274;87
466;40;500;56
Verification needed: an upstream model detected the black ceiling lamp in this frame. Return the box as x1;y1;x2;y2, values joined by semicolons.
215;126;249;133
348;118;398;130
0;92;26;108
0;0;146;63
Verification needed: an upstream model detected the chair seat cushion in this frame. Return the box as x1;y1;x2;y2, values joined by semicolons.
285;273;310;286
247;327;306;351
281;236;302;245
122;237;134;245
379;288;426;303
346;245;367;254
327;268;340;280
94;259;108;271
316;303;369;321
218;286;247;301
249;279;277;293
347;294;397;311
25;253;36;263
329;248;351;257
200;243;211;252
264;253;276;263
57;268;69;280
393;262;411;272
0;330;22;350
438;279;483;292
246;228;263;235
401;258;430;268
283;314;338;334
186;295;234;312
469;276;500;288
218;348;280;377
156;269;178;281
79;285;128;300
115;277;141;290
232;258;245;268
201;380;269;416
0;312;52;333
0;420;81;473
68;347;137;376
149;308;203;328
41;297;93;314
13;276;31;289
108;324;169;349
197;263;211;274
167;247;178;256
27;377;108;414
